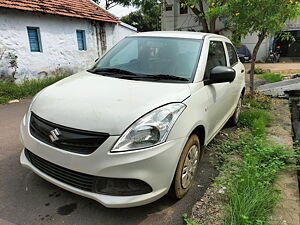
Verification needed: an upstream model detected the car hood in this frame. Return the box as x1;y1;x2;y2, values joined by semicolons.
31;71;191;135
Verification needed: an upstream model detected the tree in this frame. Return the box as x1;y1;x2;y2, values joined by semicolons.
121;1;161;31
92;0;140;10
223;0;300;96
181;0;228;33
186;0;300;96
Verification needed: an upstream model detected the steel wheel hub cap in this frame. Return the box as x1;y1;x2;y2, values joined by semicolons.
181;145;199;189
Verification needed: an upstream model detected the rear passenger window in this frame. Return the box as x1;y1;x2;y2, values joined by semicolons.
226;43;238;66
205;41;227;79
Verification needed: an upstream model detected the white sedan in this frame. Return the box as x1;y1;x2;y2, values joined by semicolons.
20;31;245;208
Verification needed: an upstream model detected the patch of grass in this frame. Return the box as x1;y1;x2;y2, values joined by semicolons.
0;75;68;104
251;67;270;74
239;109;271;135
252;118;266;137
193;97;297;225
183;97;298;225
243;94;271;110
257;73;283;83
220;135;296;225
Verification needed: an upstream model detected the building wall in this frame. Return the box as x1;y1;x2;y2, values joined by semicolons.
104;22;137;51
0;8;136;81
285;16;300;30
161;0;224;32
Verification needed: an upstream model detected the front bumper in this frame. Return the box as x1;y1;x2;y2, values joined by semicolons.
20;114;187;208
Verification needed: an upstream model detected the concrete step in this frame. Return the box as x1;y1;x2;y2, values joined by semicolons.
257;78;300;97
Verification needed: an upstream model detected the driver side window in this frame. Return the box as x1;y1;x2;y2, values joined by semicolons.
204;41;227;79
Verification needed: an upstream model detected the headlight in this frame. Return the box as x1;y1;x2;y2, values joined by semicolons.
111;103;186;152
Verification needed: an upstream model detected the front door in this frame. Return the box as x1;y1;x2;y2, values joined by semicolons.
203;40;235;140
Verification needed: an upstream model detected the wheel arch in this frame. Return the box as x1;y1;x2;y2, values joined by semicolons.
190;125;205;147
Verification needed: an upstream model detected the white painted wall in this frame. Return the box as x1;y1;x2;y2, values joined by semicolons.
105;22;137;51
0;8;137;81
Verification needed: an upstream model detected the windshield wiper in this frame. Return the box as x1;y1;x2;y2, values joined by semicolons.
87;68;137;75
87;69;189;82
144;74;189;81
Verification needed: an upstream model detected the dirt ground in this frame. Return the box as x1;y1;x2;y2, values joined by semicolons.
244;62;300;74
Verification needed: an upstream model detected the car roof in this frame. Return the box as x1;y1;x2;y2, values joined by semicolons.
129;31;229;41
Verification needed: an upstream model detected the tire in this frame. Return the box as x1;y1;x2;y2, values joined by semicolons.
170;135;201;199
228;97;242;126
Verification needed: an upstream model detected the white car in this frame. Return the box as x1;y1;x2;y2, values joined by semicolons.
20;31;245;208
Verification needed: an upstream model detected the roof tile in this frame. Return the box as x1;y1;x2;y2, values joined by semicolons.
0;0;119;23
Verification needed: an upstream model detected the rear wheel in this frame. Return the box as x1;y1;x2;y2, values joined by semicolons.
228;97;242;126
170;135;201;199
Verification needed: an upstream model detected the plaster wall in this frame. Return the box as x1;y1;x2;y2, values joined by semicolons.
0;8;137;81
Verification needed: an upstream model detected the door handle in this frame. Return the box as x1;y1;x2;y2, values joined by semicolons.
241;69;245;73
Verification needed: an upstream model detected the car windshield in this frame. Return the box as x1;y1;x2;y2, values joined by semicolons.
89;37;203;82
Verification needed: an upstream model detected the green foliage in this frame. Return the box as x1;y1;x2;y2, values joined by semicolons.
93;0;138;10
257;73;283;83
220;135;297;224
243;94;271;110
239;94;271;136
178;0;229;33
0;75;68;104
225;0;300;39
252;118;266;137
276;31;296;43
215;0;299;95
121;0;161;31
239;109;271;134
207;96;299;224
183;213;202;225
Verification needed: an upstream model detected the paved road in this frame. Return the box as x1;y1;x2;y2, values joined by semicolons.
0;99;217;225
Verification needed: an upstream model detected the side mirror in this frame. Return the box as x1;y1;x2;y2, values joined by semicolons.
205;66;236;85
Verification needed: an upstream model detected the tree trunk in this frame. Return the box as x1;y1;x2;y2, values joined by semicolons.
189;6;209;32
250;31;267;96
209;17;217;34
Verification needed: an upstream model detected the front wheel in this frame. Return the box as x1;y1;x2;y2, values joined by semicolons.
170;135;201;199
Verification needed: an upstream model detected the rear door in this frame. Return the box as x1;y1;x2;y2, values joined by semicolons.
225;42;245;112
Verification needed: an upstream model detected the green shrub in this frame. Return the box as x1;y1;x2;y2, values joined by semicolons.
257;73;283;83
239;109;271;129
0;75;67;104
252;118;266;137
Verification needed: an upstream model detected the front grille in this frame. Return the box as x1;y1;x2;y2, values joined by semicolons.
29;112;109;154
25;149;153;196
25;149;96;192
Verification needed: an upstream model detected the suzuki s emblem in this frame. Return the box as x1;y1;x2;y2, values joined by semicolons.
49;128;61;142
